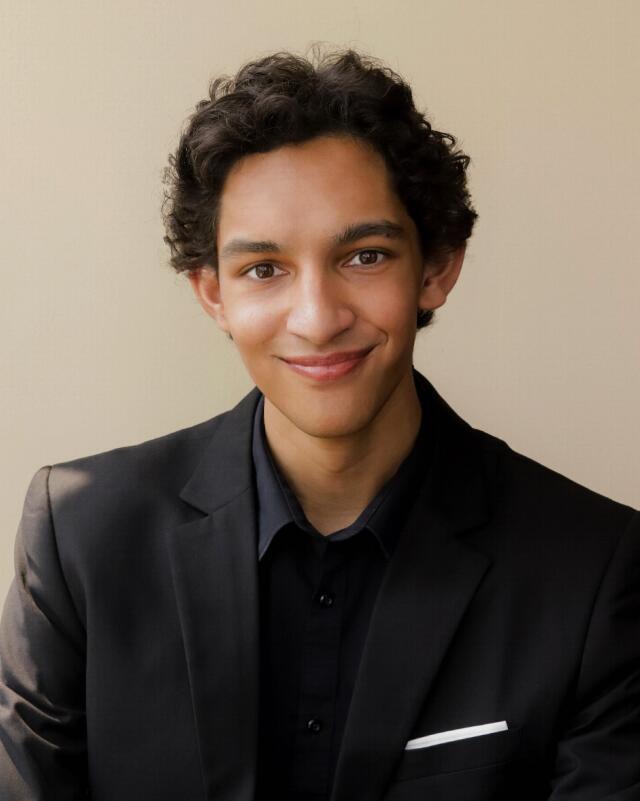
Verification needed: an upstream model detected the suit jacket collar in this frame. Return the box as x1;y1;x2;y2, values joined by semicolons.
178;380;259;515
251;370;439;561
178;366;492;525
167;366;494;801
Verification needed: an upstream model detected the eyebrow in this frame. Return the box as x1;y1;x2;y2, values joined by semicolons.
219;219;407;261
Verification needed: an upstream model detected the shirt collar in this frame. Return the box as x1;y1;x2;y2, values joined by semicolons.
251;375;435;561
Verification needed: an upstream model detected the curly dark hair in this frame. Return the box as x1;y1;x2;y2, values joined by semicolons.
161;44;477;330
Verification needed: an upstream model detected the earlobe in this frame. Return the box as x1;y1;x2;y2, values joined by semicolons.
418;244;466;312
187;268;231;333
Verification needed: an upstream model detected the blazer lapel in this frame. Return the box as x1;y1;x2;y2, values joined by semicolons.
330;370;495;801
165;385;263;801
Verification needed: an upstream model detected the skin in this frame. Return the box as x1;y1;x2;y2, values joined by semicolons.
189;134;465;534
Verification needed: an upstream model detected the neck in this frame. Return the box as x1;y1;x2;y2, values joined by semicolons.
262;369;423;535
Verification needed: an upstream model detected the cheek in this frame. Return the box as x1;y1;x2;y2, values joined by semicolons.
224;295;278;346
223;272;419;344
367;282;419;334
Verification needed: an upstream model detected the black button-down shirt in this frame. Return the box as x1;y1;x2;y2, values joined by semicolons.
253;382;435;801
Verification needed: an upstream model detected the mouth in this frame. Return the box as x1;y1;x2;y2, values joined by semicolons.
279;346;375;382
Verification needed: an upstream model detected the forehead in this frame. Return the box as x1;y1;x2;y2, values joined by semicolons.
216;135;408;242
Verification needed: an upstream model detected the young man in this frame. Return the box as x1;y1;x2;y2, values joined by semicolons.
1;47;638;801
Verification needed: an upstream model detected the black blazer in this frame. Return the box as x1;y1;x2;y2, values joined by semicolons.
1;368;639;801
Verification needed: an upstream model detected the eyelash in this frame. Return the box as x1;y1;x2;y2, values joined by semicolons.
241;248;390;281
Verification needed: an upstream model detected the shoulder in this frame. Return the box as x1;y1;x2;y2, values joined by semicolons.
472;426;638;553
42;411;228;533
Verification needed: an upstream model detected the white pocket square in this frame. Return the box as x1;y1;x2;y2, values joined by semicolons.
404;720;508;750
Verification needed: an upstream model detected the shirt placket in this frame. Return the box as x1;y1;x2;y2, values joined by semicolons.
289;538;347;798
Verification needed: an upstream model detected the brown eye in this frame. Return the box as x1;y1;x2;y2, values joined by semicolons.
244;262;284;280
255;264;274;279
360;250;378;264
351;249;388;267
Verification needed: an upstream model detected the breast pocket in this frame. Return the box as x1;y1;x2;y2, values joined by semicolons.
392;725;521;782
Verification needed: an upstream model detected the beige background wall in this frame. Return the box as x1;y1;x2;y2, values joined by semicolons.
1;0;638;597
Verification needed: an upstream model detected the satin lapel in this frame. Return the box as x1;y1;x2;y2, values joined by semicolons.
330;369;495;801
165;384;263;801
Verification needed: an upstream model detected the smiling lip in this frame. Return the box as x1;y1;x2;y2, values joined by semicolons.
280;347;374;366
280;347;375;382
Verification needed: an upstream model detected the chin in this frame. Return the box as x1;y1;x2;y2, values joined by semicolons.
285;403;377;439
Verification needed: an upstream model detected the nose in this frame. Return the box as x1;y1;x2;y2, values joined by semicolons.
285;267;355;345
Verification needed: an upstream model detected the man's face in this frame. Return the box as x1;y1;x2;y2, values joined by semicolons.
190;134;462;439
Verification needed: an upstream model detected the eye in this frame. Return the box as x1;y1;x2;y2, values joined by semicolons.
241;249;389;281
348;248;389;268
242;262;286;281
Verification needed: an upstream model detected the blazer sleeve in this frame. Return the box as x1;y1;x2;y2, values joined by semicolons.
548;509;640;799
0;466;89;800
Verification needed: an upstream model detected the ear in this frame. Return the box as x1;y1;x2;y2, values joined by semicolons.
187;267;231;333
418;244;466;312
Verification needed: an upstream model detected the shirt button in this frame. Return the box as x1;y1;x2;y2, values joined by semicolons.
317;592;334;607
306;718;323;734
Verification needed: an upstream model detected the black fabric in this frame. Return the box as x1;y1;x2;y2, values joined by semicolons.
252;388;435;800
